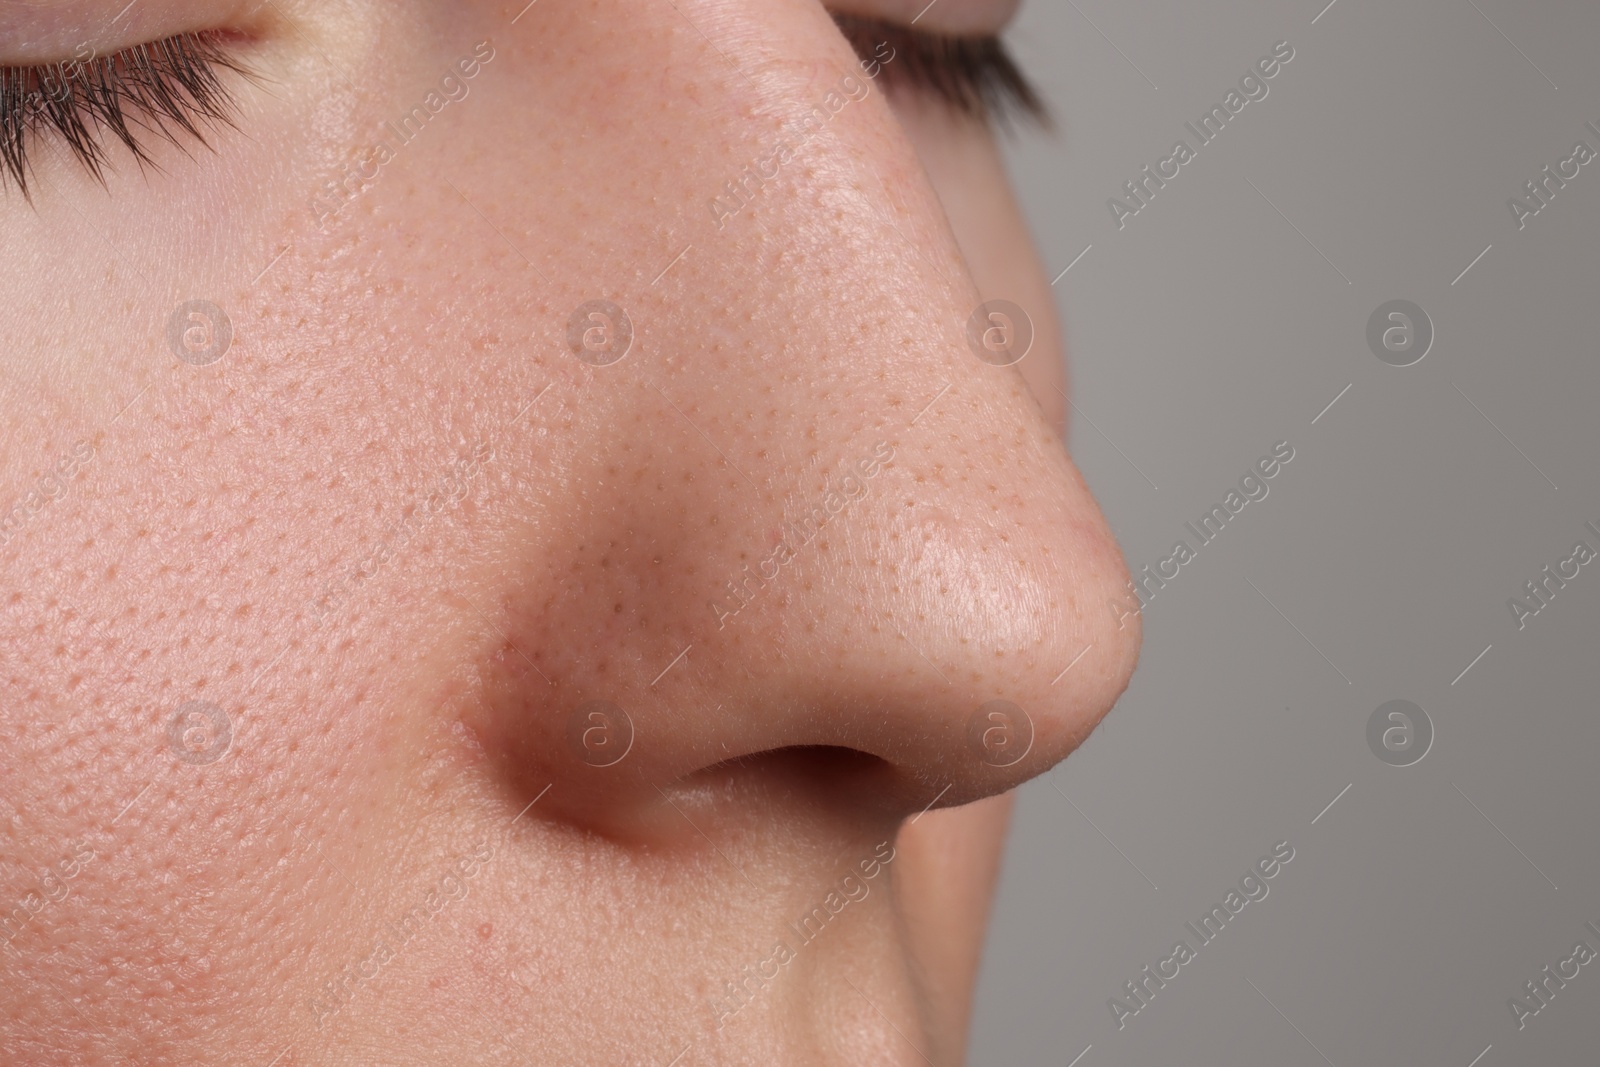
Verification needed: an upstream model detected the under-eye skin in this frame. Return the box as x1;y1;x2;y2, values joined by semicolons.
832;14;1051;129
0;30;251;199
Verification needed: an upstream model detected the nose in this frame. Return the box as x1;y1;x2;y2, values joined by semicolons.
455;0;1140;835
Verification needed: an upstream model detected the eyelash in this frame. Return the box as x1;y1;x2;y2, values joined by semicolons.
0;18;1041;198
832;14;1050;130
0;30;249;198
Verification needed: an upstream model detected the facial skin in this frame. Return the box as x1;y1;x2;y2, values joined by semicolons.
0;0;1140;1063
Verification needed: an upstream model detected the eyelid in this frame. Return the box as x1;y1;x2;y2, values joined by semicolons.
0;0;271;64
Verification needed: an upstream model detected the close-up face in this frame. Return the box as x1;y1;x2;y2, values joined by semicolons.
0;1;1140;1062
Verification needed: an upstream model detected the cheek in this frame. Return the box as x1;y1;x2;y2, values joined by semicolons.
0;5;1120;1061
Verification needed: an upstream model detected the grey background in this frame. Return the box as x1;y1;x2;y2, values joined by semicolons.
976;1;1600;1064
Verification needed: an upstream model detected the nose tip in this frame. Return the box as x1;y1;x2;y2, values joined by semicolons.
685;426;1142;814
466;388;1140;831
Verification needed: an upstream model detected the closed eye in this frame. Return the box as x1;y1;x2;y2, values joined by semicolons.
0;29;253;199
832;13;1050;130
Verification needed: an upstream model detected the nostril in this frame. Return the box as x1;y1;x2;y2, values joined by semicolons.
525;744;915;847
700;743;881;777
681;744;903;818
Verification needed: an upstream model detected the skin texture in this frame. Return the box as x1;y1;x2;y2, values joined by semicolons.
0;1;1140;1064
882;89;1067;1064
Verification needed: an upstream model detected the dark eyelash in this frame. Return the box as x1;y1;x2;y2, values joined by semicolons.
0;21;1037;200
832;14;1050;130
0;30;250;199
